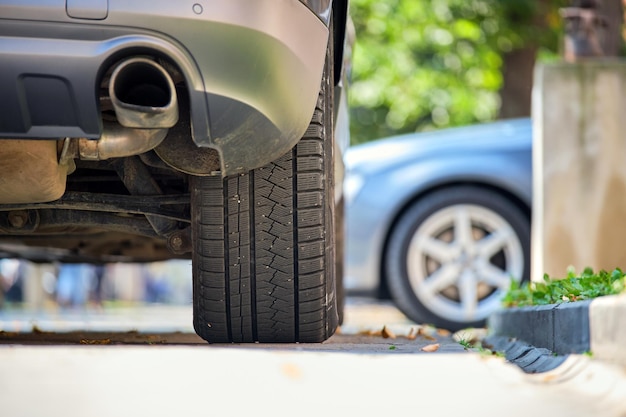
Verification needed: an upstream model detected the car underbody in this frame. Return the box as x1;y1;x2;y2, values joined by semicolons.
0;59;200;263
0;0;350;343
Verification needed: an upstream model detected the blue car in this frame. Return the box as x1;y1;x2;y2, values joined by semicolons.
344;119;532;330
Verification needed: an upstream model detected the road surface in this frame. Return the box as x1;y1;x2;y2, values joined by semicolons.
1;298;625;417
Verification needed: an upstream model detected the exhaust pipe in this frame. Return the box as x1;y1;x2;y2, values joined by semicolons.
109;57;179;128
78;57;178;160
0;58;180;204
78;123;168;160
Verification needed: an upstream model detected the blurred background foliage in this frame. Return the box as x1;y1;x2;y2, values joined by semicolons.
348;0;569;144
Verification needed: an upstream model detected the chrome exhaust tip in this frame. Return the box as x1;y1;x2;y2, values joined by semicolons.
109;57;179;129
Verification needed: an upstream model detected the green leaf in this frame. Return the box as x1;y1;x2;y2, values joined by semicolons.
502;267;626;307
348;0;562;144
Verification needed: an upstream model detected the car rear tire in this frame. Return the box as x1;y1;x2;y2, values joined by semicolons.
385;185;530;331
190;41;338;344
335;197;346;326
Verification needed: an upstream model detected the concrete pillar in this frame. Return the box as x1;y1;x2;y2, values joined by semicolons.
532;61;626;280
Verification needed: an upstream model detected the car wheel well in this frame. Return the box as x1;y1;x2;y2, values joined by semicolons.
377;181;531;300
331;0;350;87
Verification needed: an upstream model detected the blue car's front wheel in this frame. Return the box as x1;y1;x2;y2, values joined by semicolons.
385;185;530;331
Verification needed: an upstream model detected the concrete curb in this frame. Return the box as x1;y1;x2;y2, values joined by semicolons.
488;294;626;366
488;300;591;355
483;335;568;373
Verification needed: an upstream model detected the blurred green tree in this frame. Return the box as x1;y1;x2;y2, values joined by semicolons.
348;0;568;144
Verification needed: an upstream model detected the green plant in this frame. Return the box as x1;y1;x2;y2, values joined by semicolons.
457;338;505;357
477;346;505;358
348;0;564;144
502;267;626;308
458;338;473;350
493;350;505;358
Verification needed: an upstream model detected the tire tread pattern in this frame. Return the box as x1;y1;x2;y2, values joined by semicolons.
192;54;337;343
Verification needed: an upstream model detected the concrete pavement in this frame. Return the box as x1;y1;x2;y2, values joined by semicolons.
2;343;626;416
1;298;626;416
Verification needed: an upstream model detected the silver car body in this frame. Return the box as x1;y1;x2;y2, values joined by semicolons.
0;0;350;263
344;118;532;294
0;0;344;176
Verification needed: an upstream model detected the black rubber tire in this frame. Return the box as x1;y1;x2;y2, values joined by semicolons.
335;197;346;326
385;185;530;331
190;41;338;343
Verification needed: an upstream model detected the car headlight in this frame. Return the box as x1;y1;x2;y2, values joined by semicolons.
343;173;364;206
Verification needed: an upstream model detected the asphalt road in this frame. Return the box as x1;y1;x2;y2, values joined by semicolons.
1;298;626;417
0;298;469;353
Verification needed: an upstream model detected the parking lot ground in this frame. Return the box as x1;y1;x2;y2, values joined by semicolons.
1;298;626;417
0;298;468;353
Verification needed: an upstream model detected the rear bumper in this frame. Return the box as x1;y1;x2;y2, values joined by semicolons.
169;0;330;174
0;0;330;175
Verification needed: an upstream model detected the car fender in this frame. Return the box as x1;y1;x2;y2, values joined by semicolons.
345;150;531;294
